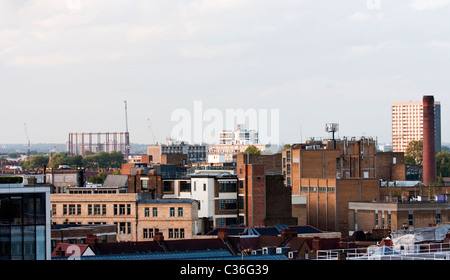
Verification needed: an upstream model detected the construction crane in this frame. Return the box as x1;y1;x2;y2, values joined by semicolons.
24;123;30;158
124;100;130;158
147;118;156;144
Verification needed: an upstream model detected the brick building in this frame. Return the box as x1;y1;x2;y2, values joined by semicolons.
283;137;405;234
348;200;450;232
50;193;200;242
237;164;296;228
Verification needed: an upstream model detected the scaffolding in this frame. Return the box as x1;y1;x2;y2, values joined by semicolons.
68;132;130;158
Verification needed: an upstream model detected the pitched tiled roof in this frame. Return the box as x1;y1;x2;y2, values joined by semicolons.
103;175;128;187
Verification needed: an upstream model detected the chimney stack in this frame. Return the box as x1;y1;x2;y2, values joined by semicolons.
422;95;437;185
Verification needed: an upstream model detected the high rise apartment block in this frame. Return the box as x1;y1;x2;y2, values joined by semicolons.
392;99;441;153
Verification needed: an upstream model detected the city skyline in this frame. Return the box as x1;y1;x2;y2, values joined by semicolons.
0;1;449;145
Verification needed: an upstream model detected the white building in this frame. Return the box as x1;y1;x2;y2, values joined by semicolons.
219;124;259;145
161;170;240;228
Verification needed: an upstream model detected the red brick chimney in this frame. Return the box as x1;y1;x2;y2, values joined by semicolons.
217;229;228;239
154;231;164;242
281;228;297;242
423;95;437;185
312;236;321;251
85;234;98;246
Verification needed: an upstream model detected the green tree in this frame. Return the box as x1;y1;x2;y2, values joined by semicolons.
436;151;450;178
405;140;423;165
88;172;107;184
243;145;261;155
48;152;71;168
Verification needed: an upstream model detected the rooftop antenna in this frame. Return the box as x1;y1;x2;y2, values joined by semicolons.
325;123;339;149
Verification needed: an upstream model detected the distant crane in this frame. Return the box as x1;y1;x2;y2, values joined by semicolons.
24;123;30;157
147;118;156;144
124;100;130;158
124;100;129;133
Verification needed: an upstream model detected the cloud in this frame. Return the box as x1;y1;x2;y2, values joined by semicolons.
410;0;450;10
349;42;391;56
347;11;383;23
348;12;371;23
430;40;450;48
12;53;82;66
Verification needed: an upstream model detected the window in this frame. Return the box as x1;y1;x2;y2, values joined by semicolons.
436;212;442;224
178;207;183;217
119;204;125;215
77;204;81;216
180;181;191;192
88;204;92;215
141;179;148;190
52;204;56;215
219;199;237;210
152;207;158;217
69;204;75;215
408;213;414;226
218;181;237;192
145;207;150;217
203;183;206;191
170;207;175;217
94;204;101;215
143;228;148;239
102;204;106;215
63;204;67;215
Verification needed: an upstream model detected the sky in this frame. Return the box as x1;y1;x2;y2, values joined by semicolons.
0;0;449;147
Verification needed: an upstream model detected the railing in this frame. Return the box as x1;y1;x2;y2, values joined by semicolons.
316;241;450;260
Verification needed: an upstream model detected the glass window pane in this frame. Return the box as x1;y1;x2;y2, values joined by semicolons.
36;226;46;260
0;226;11;260
0;195;10;225
23;194;36;225
23;225;36;260
11;226;23;260
10;196;23;225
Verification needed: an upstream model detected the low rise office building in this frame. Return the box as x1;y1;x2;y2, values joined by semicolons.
51;193;200;241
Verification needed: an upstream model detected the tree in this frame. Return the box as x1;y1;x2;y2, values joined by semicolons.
48;152;71;168
243;145;261;155
88;172;107;184
436;151;450;178
405;140;423;165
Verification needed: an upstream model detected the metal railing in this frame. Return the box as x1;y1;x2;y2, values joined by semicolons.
316;241;450;260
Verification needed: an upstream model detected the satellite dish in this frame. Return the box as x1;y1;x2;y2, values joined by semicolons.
325;123;339;133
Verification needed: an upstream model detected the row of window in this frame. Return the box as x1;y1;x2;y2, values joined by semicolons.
142;228;185;239
300;186;336;193
144;207;184;217
57;204;132;216
354;212;442;229
55;204;187;218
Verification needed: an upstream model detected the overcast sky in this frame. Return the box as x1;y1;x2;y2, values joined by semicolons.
0;0;449;147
